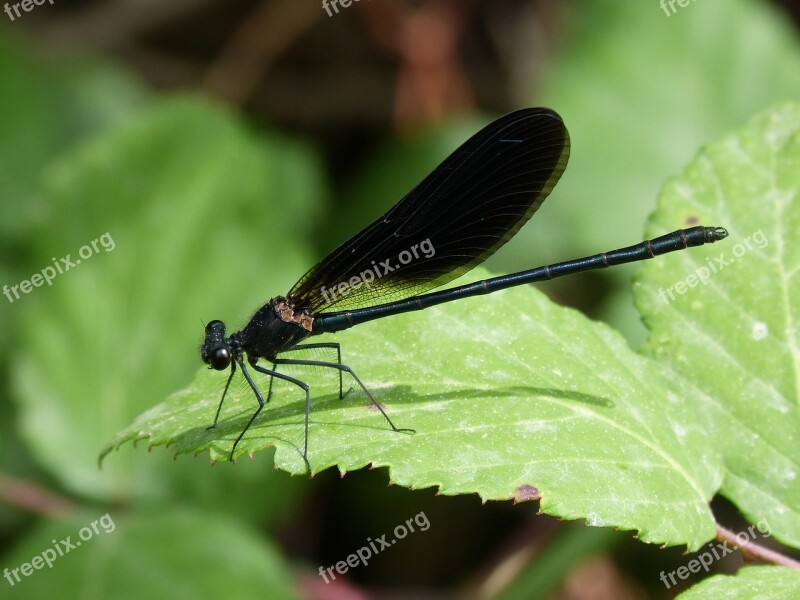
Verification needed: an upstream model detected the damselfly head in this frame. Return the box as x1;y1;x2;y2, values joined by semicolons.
200;320;232;370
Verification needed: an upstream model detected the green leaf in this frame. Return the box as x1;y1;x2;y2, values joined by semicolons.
104;270;720;550
636;102;800;548
675;566;800;600
0;509;298;599
0;30;148;243
533;0;800;343
105;105;799;557
11;96;325;501
537;0;800;256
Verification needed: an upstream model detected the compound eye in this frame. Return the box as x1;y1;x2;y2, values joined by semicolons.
210;348;231;370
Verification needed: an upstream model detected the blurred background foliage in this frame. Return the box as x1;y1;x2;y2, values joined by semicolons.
0;0;798;598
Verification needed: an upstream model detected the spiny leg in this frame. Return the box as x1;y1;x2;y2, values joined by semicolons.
207;361;237;430
271;357;414;435
246;360;312;471
276;343;348;399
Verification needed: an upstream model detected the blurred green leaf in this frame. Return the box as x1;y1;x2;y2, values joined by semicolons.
534;0;800;342
0;509;298;599
0;262;13;349
0;30;148;243
636;103;800;548
11;96;325;505
675;566;800;599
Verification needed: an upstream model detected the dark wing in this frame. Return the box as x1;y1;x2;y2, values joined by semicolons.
288;108;570;313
